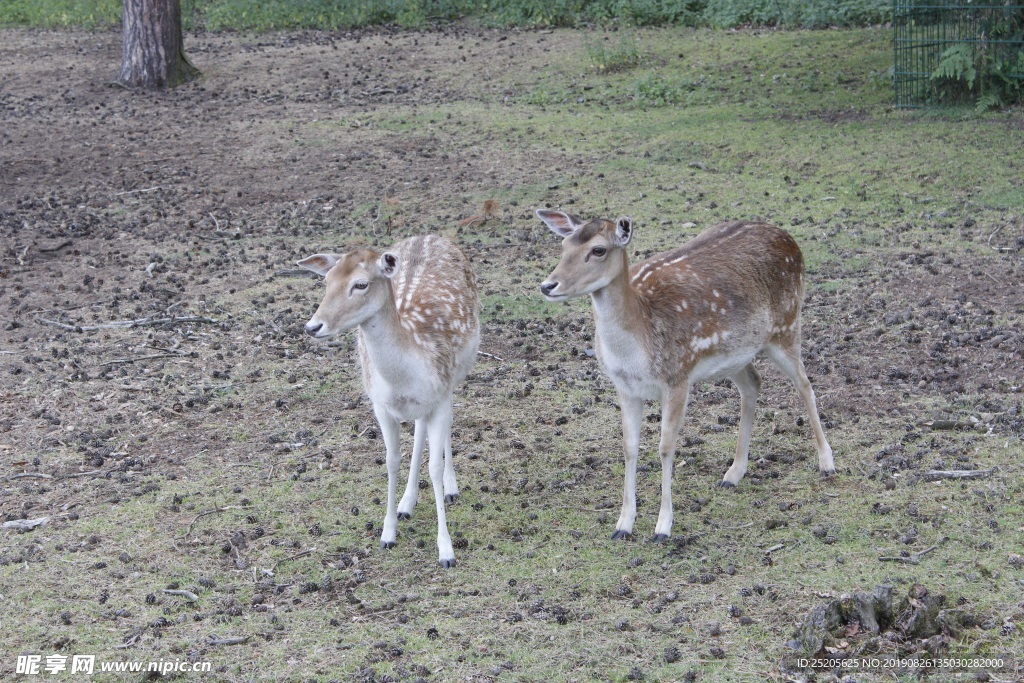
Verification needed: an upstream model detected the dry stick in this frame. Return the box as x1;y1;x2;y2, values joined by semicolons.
38;240;73;253
272;268;317;278
162;589;199;602
6;472;53;480
272;547;316;572
115;630;143;649
98;353;182;367
208;635;249;646
57;470;103;479
477;350;506;362
879;545;937;565
37;315;219;332
114;186;161;196
923;468;995;481
183;505;253;538
987;223;1011;251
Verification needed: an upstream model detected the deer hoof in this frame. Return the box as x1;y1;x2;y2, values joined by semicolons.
820;469;836;479
444;493;459;504
397;512;412;520
381;540;396;550
439;558;457;569
717;480;736;489
610;529;632;541
650;534;670;544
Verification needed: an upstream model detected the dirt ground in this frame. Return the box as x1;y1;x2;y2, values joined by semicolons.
2;25;1023;683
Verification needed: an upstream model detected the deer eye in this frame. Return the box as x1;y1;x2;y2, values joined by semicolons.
352;281;369;290
591;246;607;257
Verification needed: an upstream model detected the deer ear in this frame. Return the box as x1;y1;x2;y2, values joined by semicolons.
614;217;634;246
378;252;399;278
297;254;342;277
536;209;585;238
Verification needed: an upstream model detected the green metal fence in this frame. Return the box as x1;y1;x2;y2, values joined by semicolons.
893;1;1024;107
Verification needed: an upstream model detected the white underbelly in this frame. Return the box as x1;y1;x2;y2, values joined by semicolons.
689;349;758;383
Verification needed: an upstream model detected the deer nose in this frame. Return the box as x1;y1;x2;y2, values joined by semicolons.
305;321;323;337
540;282;557;297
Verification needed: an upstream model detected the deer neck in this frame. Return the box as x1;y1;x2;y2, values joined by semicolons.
590;252;647;342
357;283;416;378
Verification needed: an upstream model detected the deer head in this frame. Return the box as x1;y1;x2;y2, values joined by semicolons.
537;209;634;301
298;248;399;338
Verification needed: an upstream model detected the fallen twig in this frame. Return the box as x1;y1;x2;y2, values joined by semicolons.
183;505;253;538
38;240;73;253
208;635;249;646
923;468;995;481
98;353;182;367
115;628;143;649
162;589;199;602
57;470;104;479
879;545;937;565
6;472;53;480
477;350;506;362
114;186;161;196
2;517;50;531
987;223;1012;252
272;547;316;571
37;315;219;332
272;268;318;279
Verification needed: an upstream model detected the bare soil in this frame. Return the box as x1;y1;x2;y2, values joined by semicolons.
1;26;1023;682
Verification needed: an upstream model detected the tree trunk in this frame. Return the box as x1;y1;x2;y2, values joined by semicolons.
117;0;198;88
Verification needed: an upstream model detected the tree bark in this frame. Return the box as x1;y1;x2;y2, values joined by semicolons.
117;0;199;88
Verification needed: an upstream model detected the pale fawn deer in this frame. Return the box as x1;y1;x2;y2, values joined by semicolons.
298;235;480;567
537;211;834;542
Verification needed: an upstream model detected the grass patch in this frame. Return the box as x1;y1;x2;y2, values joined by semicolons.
585;30;643;73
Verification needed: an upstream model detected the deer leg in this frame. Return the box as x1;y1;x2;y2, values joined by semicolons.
721;364;761;487
765;343;834;476
397;419;427;520
613;393;644;540
375;405;402;550
426;404;457;568
443;420;459;504
652;384;690;543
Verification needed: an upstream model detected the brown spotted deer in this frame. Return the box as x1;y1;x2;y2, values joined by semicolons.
298;235;480;568
538;211;834;542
